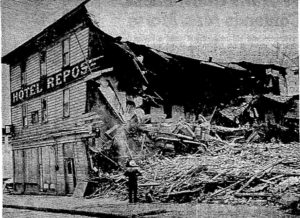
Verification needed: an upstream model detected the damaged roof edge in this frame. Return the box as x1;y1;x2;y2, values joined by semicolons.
233;61;287;74
2;0;92;65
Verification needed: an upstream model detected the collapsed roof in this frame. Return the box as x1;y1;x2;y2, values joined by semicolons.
1;1;292;111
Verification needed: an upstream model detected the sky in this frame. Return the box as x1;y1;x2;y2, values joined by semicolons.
1;0;298;125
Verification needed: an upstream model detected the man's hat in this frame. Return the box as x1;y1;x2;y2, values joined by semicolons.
127;160;138;167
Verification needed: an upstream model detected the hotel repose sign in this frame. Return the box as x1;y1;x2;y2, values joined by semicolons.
11;56;104;106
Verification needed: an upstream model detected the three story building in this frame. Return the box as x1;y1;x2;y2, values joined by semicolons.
1;1;125;195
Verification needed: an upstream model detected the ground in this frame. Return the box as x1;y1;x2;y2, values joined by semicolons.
2;194;298;218
3;208;91;218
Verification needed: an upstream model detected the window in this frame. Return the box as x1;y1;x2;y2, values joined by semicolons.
67;159;73;174
40;51;47;77
31;111;39;124
20;61;27;86
41;98;48;123
62;38;70;67
22;104;28;127
63;89;70;117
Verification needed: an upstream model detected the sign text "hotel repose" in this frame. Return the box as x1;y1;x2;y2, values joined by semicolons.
11;58;100;105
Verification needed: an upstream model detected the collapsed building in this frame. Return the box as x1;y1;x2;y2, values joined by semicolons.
2;1;299;196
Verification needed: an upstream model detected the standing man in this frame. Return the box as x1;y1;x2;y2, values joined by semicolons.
124;160;142;203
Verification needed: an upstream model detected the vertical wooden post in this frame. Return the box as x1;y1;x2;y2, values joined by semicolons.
62;143;67;195
55;144;58;195
72;142;77;188
39;147;43;192
12;150;16;191
22;150;26;193
36;148;40;192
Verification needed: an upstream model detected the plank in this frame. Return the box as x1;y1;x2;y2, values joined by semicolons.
72;182;88;198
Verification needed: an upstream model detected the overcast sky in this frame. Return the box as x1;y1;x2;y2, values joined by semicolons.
1;0;298;125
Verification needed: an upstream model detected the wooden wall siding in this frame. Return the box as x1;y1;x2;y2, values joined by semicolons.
73;140;88;181
46;42;62;77
46;27;89;77
26;53;40;85
10;27;90;142
28;97;41;119
47;90;63;123
70;28;89;66
11;106;22;129
64;143;74;157
11;81;87;141
13;150;23;183
56;144;66;195
11;64;21;93
10;53;39;93
41;146;56;185
12;133;88;195
42;147;50;184
24;148;38;184
9;26;89;93
25;184;39;193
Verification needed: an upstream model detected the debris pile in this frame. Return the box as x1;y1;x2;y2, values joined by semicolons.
85;86;299;211
86;142;300;209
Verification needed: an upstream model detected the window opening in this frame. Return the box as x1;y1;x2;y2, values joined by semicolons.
63;89;70;117
41;98;48;123
31;111;39;124
62;38;70;67
22;104;28;127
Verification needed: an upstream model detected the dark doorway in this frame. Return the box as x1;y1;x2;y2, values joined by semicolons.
63;143;76;194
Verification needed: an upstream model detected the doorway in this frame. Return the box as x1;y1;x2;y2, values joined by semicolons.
64;157;76;194
63;143;76;194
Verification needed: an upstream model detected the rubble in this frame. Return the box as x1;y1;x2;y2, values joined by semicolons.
86;142;299;208
84;74;299;212
84;105;300;211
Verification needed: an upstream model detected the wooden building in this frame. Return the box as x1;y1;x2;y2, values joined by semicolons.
1;1;126;195
3;1;295;196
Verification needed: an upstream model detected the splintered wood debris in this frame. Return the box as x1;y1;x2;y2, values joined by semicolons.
86;142;300;208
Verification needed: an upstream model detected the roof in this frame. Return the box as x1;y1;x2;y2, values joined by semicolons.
216;62;248;71
2;0;292;79
233;61;287;76
234;61;286;71
263;94;293;103
2;0;91;65
200;61;225;69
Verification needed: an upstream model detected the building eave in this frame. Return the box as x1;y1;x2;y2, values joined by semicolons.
2;0;91;65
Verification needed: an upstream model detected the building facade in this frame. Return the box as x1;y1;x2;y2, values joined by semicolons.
2;3;122;195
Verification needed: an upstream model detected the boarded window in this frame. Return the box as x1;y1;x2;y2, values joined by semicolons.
62;38;70;67
14;149;38;184
40;51;47;76
41;146;56;187
24;148;38;183
22;104;28;127
14;150;24;183
63;89;70;117
41;98;48;123
20;61;27;85
31;110;39;124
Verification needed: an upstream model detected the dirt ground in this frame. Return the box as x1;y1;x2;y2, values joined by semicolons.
3;194;298;218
